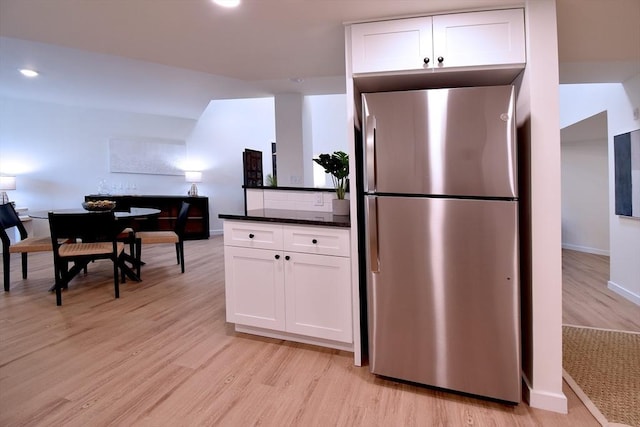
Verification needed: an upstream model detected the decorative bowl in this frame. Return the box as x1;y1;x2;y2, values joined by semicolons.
82;200;116;211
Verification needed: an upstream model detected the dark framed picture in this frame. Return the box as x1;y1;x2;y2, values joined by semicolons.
614;129;640;218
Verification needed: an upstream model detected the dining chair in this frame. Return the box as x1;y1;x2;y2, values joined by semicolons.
0;203;53;292
135;201;190;276
116;226;136;274
48;211;125;306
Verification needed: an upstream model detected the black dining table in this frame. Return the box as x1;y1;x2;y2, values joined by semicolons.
28;207;161;219
29;207;161;285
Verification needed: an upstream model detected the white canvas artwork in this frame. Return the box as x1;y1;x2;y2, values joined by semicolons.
109;138;186;176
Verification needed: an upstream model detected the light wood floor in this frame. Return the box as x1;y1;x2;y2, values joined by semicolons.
0;238;633;426
562;249;640;332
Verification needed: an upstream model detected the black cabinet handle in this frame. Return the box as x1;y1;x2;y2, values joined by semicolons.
285;255;290;261
312;239;318;244
437;56;444;63
248;233;254;239
423;57;430;64
275;254;280;259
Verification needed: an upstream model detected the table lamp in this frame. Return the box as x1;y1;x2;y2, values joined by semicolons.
185;171;202;196
0;176;16;204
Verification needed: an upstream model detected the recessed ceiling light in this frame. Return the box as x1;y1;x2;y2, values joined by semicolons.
19;68;39;77
212;0;240;7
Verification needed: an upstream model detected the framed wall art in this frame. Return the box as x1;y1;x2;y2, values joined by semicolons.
109;137;186;176
614;129;640;218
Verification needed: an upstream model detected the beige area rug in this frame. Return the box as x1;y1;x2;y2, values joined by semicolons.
563;325;640;427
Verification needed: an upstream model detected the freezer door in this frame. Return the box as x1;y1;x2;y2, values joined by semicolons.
363;86;517;198
366;196;521;402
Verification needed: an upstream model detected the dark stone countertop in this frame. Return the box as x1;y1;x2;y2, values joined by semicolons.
218;209;350;228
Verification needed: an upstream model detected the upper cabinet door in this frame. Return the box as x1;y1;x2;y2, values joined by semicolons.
351;17;433;74
432;9;525;69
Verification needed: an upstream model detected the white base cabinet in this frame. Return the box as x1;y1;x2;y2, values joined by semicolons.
284;252;351;342
224;246;285;331
223;221;353;349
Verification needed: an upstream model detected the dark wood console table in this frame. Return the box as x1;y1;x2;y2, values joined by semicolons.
85;195;210;240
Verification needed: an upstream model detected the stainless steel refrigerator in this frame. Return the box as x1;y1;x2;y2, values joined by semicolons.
362;85;521;403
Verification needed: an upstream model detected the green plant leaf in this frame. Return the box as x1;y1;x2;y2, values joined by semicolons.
313;151;349;199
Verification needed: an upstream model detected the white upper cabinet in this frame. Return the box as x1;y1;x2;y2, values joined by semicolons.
432;9;525;69
350;8;525;75
351;17;433;74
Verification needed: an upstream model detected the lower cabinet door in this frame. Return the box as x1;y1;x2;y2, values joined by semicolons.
284;252;352;343
224;246;285;330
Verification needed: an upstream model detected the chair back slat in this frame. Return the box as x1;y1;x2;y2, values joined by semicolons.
175;202;191;236
48;211;119;244
47;210;124;306
0;203;28;247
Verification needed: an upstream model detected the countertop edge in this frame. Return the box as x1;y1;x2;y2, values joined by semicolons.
218;213;350;228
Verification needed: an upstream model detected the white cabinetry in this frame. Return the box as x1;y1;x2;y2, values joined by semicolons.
350;8;525;75
223;221;352;349
351;17;432;74
432;9;525;69
284;252;351;342
224;246;285;330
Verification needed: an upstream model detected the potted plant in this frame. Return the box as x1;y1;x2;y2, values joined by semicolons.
313;151;349;215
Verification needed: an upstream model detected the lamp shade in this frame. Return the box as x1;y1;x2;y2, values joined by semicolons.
185;171;202;183
0;176;16;190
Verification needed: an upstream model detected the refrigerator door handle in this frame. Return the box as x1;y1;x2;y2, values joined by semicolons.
365;115;377;192
367;196;380;273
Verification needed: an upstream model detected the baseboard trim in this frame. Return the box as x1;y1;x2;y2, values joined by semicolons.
561;243;609;256
608;280;640;306
522;373;568;414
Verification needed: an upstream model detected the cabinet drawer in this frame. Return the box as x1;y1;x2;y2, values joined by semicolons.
283;225;350;257
224;221;283;250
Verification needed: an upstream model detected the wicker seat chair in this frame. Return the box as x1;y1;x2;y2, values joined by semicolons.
0;203;53;292
135;201;190;276
48;211;126;306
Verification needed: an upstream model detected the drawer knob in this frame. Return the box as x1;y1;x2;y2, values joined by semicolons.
437;56;444;64
423;57;430;64
248;233;255;239
312;239;318;244
285;255;291;261
275;254;280;260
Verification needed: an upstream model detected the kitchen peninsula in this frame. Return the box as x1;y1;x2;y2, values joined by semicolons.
219;188;359;364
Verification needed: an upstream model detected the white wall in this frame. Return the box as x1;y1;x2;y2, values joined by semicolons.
518;0;566;413
275;94;306;186
559;75;640;305
187;97;275;234
273;93;349;188
0;94;349;237
560;113;610;255
306;94;349;188
0;97;196;237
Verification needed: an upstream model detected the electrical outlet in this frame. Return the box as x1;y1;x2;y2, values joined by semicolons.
634;107;639;121
314;192;324;206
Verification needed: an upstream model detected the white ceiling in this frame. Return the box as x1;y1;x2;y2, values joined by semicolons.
0;0;638;118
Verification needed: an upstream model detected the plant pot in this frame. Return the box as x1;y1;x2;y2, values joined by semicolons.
332;198;349;216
